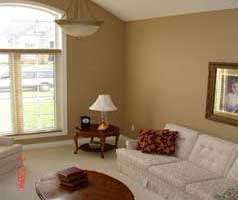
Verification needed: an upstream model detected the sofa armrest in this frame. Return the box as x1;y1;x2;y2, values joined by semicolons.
0;136;15;146
126;139;138;150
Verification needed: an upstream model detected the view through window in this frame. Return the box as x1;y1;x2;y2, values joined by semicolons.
0;5;63;135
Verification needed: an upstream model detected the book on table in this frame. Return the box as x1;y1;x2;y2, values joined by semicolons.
57;167;88;189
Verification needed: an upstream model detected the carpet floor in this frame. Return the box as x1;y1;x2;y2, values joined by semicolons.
0;144;163;200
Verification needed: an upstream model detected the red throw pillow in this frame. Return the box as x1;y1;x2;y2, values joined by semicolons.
137;129;178;155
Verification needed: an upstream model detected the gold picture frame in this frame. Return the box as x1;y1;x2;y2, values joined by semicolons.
206;62;238;126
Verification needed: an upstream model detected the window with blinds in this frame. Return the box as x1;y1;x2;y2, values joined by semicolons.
0;4;65;135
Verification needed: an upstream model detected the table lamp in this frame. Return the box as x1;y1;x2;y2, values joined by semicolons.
89;95;117;130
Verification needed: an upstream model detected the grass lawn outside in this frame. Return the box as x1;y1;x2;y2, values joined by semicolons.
0;89;56;134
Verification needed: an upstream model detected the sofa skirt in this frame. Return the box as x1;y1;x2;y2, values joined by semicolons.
147;176;200;200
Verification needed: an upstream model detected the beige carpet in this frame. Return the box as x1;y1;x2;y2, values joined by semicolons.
0;144;163;200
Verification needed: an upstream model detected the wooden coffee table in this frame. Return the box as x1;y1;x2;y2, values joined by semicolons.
35;170;135;200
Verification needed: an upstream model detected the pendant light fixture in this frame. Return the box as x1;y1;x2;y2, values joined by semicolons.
55;0;103;38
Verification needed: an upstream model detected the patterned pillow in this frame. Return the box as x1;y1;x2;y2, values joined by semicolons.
137;129;178;155
215;188;238;200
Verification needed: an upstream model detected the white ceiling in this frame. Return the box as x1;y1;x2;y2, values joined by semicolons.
91;0;238;21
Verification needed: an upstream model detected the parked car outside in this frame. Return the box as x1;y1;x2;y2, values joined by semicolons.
0;69;54;92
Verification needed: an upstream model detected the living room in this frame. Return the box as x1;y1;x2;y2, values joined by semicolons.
1;0;238;200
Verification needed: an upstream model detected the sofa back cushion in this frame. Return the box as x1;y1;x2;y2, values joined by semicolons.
189;134;237;176
164;123;199;159
227;155;238;182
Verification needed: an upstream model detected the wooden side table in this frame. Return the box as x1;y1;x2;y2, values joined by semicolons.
73;124;120;158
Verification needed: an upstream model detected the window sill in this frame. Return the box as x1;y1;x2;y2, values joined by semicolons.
13;130;67;140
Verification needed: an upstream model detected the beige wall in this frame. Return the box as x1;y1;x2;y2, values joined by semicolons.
18;0;125;144
14;2;238;144
124;9;238;142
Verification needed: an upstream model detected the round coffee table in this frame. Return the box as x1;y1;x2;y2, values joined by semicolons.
35;170;135;200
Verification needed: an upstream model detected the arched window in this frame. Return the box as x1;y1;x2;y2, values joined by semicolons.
0;3;67;136
0;4;61;49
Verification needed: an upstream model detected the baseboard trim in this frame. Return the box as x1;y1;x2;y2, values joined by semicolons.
23;134;130;151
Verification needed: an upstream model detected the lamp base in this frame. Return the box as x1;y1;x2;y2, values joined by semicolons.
97;121;108;131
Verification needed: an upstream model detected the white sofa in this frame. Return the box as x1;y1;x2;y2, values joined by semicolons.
186;154;238;200
116;123;238;200
0;136;23;175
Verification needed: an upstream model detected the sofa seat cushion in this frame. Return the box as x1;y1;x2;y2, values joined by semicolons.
186;178;238;200
149;161;220;188
227;156;238;182
0;144;22;159
117;148;179;169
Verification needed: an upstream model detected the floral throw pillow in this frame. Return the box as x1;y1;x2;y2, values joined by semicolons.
137;129;178;155
215;188;238;200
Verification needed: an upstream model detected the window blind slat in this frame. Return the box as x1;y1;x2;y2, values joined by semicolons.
0;49;61;54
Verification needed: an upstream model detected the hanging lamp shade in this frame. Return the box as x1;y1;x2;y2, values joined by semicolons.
55;0;103;38
55;20;102;38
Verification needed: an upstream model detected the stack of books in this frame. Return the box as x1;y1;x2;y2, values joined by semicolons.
57;167;88;189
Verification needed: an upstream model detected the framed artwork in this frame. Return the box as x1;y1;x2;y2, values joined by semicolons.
206;62;238;126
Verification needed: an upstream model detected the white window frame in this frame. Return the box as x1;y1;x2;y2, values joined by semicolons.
0;1;68;139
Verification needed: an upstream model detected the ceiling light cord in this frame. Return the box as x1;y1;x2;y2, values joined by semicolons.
63;0;96;21
85;0;97;21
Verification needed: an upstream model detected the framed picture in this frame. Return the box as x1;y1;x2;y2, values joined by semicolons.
206;62;238;126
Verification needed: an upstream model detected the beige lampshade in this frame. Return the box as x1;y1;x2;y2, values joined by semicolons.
89;95;117;112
